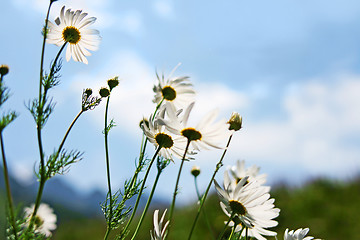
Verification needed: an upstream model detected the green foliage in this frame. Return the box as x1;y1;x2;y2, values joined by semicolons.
47;176;360;240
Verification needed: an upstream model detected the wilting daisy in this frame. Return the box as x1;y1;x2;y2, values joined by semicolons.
141;106;193;161
158;102;230;151
46;6;101;64
284;228;320;240
24;203;57;237
150;209;169;240
153;65;195;110
228;160;267;186
214;173;279;240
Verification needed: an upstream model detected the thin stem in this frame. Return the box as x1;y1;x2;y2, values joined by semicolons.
228;225;236;240
103;228;110;240
188;134;233;240
56;110;83;157
103;96;113;237
0;133;18;240
39;1;53;100
194;176;215;240
167;140;191;235
49;43;67;78
131;162;163;240
217;213;235;240
121;147;161;235
245;227;248;240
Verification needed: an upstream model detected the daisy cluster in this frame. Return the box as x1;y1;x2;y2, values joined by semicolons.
1;3;323;240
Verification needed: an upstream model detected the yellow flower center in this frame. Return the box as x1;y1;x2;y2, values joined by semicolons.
161;86;176;101
62;26;81;44
229;200;247;215
155;133;174;149
181;128;202;141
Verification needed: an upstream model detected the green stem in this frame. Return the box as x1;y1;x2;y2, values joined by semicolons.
0;133;18;240
56;110;83;158
103;96;113;237
103;227;110;240
228;225;236;240
47;42;67;83
131;161;163;240
188;134;233;240
121;147;161;235
167;140;191;236
217;213;235;240
194;176;215;240
39;1;53;100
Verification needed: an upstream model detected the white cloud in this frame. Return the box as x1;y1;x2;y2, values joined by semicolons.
153;0;175;20
229;75;360;179
69;50;155;136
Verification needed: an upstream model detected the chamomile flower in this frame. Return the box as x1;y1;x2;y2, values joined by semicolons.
150;209;169;240
46;6;101;64
153;65;195;110
24;203;57;237
214;172;279;240
228;160;267;186
284;228;320;240
142;107;191;161
158;102;230;151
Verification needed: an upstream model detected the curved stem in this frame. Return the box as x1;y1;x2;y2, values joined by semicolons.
122;147;161;235
188;134;233;240
103;96;113;237
39;1;53;100
57;110;83;157
167;140;191;236
103;228;110;240
0;133;18;240
131;162;163;240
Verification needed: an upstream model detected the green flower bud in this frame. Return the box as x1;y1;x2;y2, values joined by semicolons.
84;88;93;97
107;77;119;91
228;112;242;131
0;65;9;76
99;87;110;98
191;166;201;177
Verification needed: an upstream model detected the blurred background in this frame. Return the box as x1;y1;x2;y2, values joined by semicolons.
1;0;360;239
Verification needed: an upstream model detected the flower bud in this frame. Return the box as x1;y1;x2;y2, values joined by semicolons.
227;112;242;131
99;87;110;98
0;65;9;76
84;88;93;97
191;166;201;177
107;77;119;91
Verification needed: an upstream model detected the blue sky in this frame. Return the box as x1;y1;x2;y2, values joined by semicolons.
1;0;360;204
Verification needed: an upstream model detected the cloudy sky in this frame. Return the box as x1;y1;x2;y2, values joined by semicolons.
1;0;360;204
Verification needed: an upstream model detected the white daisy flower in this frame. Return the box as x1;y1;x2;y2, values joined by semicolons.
153;65;195;111
228;160;267;186
214;172;279;240
158;102;230;151
46;6;101;64
284;228;321;240
24;203;57;237
142;107;191;161
150;209;169;240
